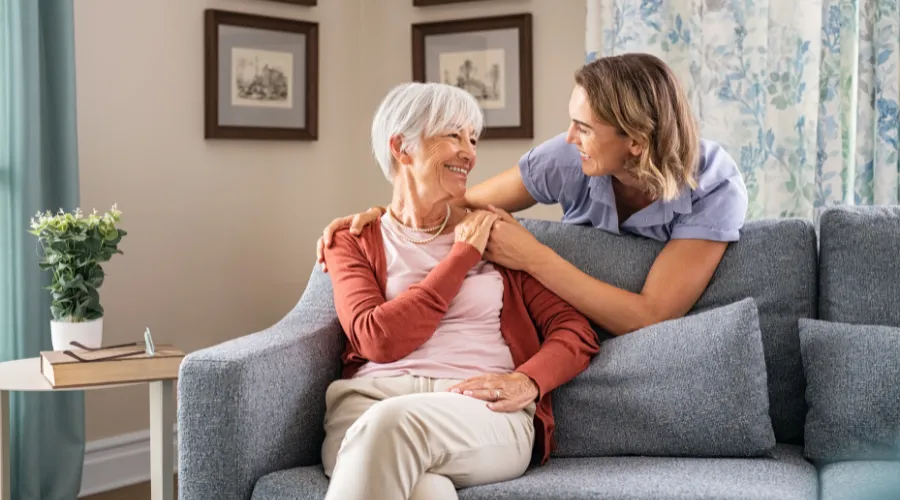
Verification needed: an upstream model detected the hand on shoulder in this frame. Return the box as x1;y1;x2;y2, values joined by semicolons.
317;206;385;272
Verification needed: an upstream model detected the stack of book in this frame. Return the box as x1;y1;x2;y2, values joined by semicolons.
40;342;185;388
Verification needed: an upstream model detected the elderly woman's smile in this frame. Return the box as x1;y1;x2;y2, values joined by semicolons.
435;135;475;190
420;132;476;186
445;163;470;178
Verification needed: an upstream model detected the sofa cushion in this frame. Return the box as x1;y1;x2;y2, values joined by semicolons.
818;205;900;326
251;445;816;500
520;217;816;445
818;461;900;500
551;297;776;458
799;318;900;461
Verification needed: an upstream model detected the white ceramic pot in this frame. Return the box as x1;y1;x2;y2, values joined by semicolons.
50;317;104;351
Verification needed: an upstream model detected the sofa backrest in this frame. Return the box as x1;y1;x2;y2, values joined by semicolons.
519;218;818;445
818;205;900;326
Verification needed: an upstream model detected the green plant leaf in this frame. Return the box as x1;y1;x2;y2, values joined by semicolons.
51;304;67;321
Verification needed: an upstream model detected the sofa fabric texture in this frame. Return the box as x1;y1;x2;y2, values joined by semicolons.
818;461;900;500
250;445;817;500
818;205;900;326
551;297;776;458
799;318;900;461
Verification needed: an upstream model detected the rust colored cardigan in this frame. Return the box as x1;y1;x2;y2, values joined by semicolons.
323;219;600;465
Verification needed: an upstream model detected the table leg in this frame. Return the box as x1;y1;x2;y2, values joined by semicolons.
0;391;8;500
150;381;174;500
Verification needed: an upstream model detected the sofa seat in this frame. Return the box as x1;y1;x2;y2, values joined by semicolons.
818;461;900;500
250;444;817;500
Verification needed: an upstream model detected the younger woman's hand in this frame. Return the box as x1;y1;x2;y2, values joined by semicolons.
482;205;544;272
316;207;384;271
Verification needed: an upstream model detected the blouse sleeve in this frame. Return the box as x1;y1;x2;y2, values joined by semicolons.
671;144;749;242
518;133;580;205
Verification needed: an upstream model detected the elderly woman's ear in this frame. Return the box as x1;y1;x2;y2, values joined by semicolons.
389;135;412;166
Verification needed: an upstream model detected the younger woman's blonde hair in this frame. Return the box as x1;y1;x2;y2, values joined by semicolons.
574;53;699;201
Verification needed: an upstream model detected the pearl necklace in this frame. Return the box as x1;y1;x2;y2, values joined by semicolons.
388;204;451;244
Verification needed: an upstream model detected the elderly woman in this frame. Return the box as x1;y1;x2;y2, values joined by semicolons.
319;53;749;338
320;82;600;500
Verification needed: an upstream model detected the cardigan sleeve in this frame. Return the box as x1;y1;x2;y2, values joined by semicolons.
514;271;600;399
323;228;482;364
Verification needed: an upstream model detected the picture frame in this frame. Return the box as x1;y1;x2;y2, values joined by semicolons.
204;9;318;140
412;14;533;139
413;0;490;5
265;0;316;4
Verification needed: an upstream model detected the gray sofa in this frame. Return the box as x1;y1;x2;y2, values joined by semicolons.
177;205;900;500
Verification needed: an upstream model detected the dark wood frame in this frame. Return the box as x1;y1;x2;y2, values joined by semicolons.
265;0;316;4
204;9;318;140
413;0;489;5
412;14;533;139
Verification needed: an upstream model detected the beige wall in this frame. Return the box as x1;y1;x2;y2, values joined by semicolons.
73;0;584;442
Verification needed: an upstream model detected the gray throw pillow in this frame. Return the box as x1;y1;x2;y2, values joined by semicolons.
799;318;900;461
551;297;777;457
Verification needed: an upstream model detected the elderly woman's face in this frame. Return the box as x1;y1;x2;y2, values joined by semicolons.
404;127;477;198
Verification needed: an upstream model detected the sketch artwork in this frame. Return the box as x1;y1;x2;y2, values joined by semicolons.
231;47;293;109
439;49;505;109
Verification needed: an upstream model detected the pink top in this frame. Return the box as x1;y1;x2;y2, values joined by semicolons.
352;213;515;380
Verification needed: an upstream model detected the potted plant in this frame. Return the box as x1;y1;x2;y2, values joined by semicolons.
29;204;127;350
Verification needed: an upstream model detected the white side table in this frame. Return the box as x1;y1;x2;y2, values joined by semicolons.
0;357;175;500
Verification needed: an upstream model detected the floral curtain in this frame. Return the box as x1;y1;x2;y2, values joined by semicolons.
586;0;899;220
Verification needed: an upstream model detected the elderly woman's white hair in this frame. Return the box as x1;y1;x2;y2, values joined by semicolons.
371;82;484;183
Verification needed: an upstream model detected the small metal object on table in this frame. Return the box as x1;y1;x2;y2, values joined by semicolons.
0;357;175;500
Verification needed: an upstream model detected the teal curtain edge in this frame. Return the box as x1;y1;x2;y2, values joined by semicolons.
2;0;86;499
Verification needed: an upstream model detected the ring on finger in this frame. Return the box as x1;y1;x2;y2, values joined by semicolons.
494;389;501;401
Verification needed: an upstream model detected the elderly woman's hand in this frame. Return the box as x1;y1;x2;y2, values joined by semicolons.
455;209;500;254
447;372;539;412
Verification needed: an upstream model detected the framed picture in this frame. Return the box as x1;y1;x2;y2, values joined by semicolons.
265;0;316;4
412;14;533;139
204;9;318;140
413;0;489;5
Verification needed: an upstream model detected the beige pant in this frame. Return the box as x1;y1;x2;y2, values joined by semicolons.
321;374;536;500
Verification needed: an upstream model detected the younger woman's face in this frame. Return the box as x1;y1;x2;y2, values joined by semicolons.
564;85;640;178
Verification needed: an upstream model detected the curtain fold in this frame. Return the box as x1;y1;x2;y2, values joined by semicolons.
1;0;86;498
585;0;899;220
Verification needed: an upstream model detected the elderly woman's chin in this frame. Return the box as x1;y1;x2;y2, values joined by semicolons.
441;165;470;197
442;179;468;199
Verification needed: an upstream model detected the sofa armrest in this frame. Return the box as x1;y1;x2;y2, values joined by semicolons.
177;271;344;500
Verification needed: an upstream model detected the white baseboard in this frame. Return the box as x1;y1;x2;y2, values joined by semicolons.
77;427;178;498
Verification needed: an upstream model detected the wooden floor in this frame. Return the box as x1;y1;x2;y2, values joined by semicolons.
80;477;177;500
